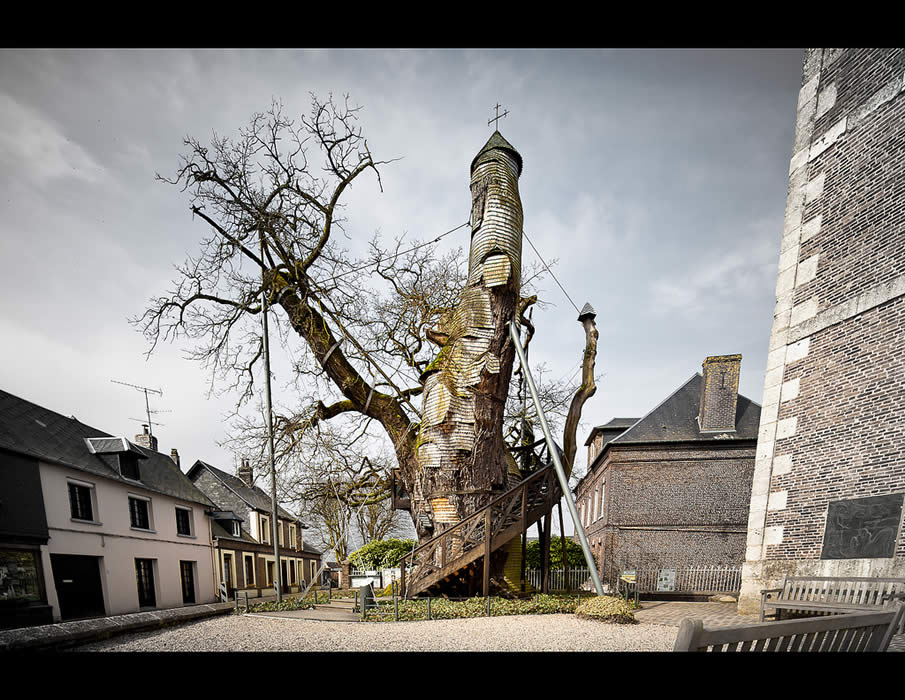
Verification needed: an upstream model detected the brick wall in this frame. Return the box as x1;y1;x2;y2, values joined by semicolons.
739;48;905;615
577;443;754;587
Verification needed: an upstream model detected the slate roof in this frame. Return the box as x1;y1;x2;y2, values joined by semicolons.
210;519;259;544
583;418;641;446
188;459;302;524
0;389;215;508
609;373;760;446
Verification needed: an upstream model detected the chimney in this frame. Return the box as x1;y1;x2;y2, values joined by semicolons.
170;448;180;468
238;457;254;487
134;424;158;452
698;354;742;432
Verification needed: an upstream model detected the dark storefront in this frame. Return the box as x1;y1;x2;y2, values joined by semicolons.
0;450;53;629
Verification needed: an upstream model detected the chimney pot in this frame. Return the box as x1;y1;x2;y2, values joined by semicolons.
238;457;254;487
170;448;180;468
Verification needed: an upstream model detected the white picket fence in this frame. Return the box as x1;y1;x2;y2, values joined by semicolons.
525;567;592;591
525;565;742;594
349;568;401;590
632;565;742;594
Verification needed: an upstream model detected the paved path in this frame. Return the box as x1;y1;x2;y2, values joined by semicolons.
248;597;359;623
634;601;757;627
634;600;904;651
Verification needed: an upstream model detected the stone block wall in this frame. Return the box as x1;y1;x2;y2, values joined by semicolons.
739;48;905;615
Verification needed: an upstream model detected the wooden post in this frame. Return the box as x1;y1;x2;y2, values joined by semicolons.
400;561;406;599
520;489;528;593
483;509;492;597
541;511;552;594
558;501;568;592
673;619;704;652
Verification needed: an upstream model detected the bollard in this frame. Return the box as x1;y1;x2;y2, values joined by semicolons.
486;596;491;617
395;596;399;621
427;596;432;621
245;591;249;611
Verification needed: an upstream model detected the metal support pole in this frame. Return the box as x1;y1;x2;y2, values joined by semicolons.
508;320;605;597
260;229;282;603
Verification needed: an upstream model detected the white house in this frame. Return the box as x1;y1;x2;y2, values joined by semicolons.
0;389;218;624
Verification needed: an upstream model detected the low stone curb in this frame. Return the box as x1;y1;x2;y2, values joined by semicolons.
0;602;235;651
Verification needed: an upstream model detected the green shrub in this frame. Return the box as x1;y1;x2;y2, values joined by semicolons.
247;596;315;613
574;595;637;624
347;538;416;570
524;536;587;568
361;594;582;622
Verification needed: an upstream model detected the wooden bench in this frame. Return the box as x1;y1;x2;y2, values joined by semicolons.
760;576;905;626
674;604;905;652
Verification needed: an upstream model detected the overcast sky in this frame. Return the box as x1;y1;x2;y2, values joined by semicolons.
0;48;803;542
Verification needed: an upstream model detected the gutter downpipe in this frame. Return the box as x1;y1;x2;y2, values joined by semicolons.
509;320;604;597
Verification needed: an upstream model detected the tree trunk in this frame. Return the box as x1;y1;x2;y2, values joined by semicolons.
413;132;524;541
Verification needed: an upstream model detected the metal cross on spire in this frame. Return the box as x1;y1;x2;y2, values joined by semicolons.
488;103;510;130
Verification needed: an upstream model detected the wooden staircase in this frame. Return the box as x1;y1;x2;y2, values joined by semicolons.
400;464;562;598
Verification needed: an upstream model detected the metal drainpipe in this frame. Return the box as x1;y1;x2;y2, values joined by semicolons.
508;320;604;597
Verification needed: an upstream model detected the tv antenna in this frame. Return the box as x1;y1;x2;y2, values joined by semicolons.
129;410;171;433
111;380;164;437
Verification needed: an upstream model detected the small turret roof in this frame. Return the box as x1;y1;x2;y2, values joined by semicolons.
470;130;523;176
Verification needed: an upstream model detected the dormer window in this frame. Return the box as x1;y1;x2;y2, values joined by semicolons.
120;453;141;481
232;521;241;537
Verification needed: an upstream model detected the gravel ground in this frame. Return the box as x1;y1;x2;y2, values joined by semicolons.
71;613;678;652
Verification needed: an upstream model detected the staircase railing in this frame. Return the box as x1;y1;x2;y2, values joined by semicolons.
400;464;561;598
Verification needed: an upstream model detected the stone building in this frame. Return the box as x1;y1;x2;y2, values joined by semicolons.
187;459;321;598
575;355;760;589
738;48;905;613
0;389;218;627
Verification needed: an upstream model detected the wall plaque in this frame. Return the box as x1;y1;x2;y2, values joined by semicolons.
820;493;904;560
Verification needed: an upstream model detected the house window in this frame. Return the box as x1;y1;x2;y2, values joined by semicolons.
290;524;297;549
278;521;284;547
290;560;296;585
175;507;192;536
129;496;151;530
232;521;241;537
68;482;94;521
266;561;275;586
601;480;606;522
120;454;141;481
0;549;42;602
180;561;196;604
244;555;255;586
260;516;270;544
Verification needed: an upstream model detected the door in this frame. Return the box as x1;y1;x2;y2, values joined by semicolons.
223;554;233;597
50;554;105;621
135;558;156;608
180;561;196;604
281;560;289;593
